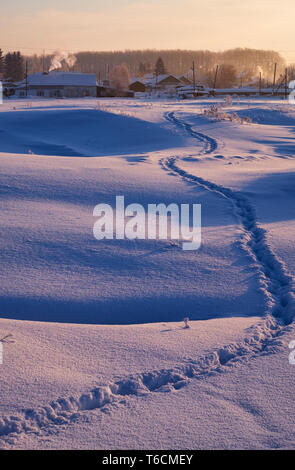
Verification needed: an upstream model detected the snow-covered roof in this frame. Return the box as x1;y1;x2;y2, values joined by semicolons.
177;76;192;84
144;74;181;87
28;72;97;87
143;73;154;80
130;78;145;85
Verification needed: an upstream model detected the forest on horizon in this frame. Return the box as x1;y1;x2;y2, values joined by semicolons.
2;47;293;88
26;48;287;84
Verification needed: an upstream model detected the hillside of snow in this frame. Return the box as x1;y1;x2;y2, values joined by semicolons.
1;97;295;449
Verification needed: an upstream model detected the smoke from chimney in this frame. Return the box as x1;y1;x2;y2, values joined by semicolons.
256;65;263;77
49;50;77;72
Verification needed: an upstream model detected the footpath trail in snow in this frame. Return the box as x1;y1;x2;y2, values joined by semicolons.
0;316;284;441
1;109;294;444
163;111;295;326
165;111;218;154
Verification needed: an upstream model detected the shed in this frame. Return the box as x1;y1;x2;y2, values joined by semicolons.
129;80;146;93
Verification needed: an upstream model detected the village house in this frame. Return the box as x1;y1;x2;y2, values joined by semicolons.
17;71;98;98
146;74;182;90
128;74;193;95
129;80;147;93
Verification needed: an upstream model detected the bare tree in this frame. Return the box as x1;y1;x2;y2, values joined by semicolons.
110;64;130;90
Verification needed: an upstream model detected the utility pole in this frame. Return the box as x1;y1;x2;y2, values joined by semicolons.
213;65;219;94
285;68;288;100
25;60;28;97
192;61;196;93
42;50;45;74
273;62;277;95
259;72;262;96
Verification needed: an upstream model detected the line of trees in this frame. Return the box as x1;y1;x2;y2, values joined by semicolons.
74;48;287;81
1;46;294;89
23;47;288;88
0;49;25;81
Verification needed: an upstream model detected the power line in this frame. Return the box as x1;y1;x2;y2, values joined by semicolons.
0;44;80;53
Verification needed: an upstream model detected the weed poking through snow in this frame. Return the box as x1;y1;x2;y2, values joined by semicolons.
183;317;190;329
0;334;14;344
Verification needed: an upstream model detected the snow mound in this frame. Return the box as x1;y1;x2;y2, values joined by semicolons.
230;107;295;126
0;109;185;157
0;315;285;441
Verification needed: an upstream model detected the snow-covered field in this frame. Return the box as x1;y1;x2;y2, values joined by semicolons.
1;96;295;449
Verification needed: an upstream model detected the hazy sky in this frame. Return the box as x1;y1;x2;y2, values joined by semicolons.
1;0;295;62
